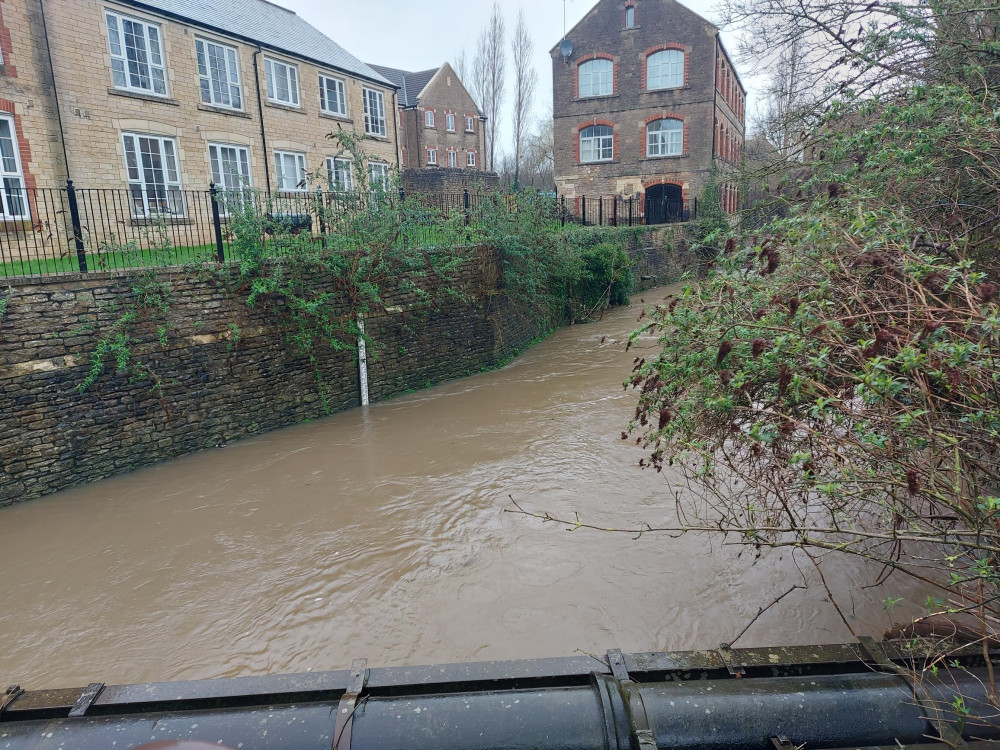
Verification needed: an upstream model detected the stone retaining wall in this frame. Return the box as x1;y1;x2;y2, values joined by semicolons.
0;238;688;506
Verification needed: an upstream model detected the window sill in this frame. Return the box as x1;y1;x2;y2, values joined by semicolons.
365;133;391;141
576;160;618;166
197;103;251;119
265;100;306;114
643;153;689;161
319;111;352;123
621;25;641;30
641;85;691;94
129;216;193;226
1;218;32;228
108;88;179;106
575;94;618;103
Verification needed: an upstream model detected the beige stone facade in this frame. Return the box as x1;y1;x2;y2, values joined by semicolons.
45;0;399;192
0;0;402;261
0;0;69;194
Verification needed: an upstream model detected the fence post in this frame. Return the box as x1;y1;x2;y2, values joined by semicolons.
65;179;87;273
612;197;618;227
582;196;587;226
209;183;226;264
315;186;326;236
561;195;566;227
598;197;603;227
629;197;633;227
463;188;471;226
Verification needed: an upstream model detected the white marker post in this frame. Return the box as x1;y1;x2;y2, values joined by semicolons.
357;313;370;406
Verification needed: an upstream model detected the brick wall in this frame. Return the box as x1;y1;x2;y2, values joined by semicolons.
399;64;487;172
401;167;499;195
551;0;746;205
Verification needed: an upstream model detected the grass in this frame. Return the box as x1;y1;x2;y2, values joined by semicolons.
0;216;646;279
0;243;218;278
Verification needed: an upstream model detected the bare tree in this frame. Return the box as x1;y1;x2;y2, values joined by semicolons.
472;2;506;172
521;116;555;190
510;8;537;188
453;50;470;93
758;40;812;160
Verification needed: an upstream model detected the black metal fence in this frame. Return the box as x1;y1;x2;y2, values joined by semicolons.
0;183;696;279
560;195;697;227
0;183;484;278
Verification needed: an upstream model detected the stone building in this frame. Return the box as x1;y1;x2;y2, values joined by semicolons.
0;0;400;226
367;62;486;176
551;0;746;218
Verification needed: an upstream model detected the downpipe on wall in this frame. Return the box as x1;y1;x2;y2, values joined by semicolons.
2;642;999;750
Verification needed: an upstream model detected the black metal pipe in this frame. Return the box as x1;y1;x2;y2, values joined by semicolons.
37;0;72;182
2;645;997;750
252;46;272;195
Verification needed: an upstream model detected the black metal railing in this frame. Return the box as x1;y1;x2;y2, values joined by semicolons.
0;183;698;279
0;183;483;278
558;195;697;227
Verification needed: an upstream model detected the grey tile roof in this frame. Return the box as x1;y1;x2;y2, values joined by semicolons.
128;0;393;86
367;64;438;108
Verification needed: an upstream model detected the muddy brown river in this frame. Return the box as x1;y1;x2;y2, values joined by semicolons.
0;286;920;689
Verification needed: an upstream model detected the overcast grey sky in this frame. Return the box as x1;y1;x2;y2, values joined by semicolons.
277;0;758;154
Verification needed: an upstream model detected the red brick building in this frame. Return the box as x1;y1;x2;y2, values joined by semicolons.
369;62;487;175
551;0;746;218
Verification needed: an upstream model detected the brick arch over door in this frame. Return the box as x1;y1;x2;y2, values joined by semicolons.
641;178;686;200
642;179;686;224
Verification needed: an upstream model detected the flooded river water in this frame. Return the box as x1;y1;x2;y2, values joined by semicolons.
0;286;916;688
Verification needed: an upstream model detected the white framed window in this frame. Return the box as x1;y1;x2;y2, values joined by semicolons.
364;88;387;137
465;115;475;132
326;156;354;191
368;161;390;192
578;59;613;98
466;151;476;167
0;116;28;220
319;74;347;117
646;49;684;90
427;148;437;165
209;143;251;191
106;10;167;96
122;132;184;217
646;118;683;156
625;5;635;27
265;58;300;106
274;150;307;191
448;149;457;168
424;110;435;128
446;113;456;132
196;38;242;110
580;125;613;163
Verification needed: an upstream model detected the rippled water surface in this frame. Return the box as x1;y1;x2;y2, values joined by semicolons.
0;286;918;688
